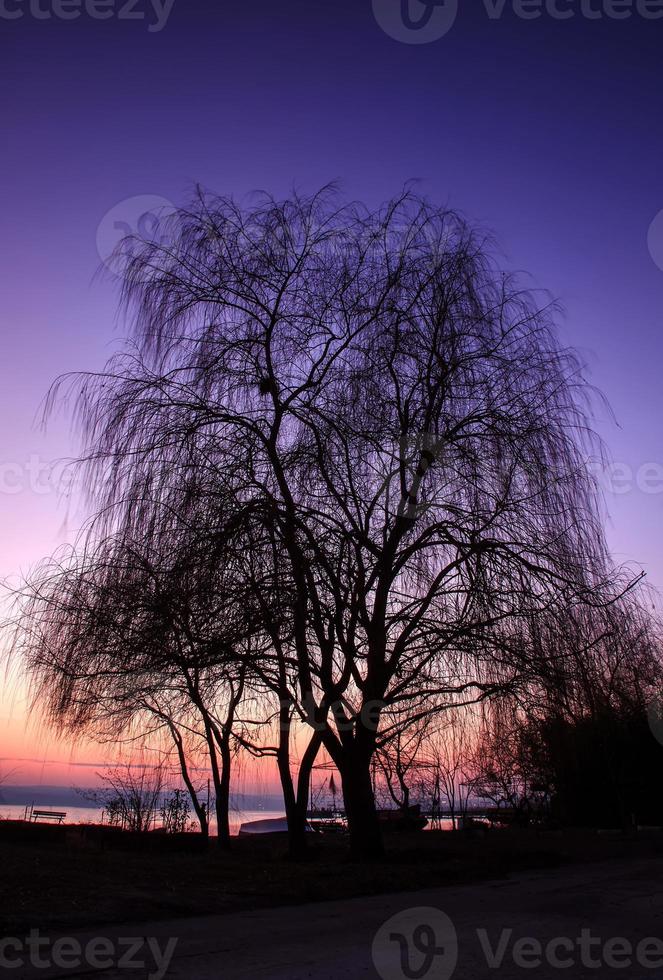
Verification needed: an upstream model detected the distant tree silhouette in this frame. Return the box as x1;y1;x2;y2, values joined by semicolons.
423;708;481;830
13;510;261;846
476;596;663;828
90;764;165;833
39;187;633;858
160;788;192;834
375;717;432;813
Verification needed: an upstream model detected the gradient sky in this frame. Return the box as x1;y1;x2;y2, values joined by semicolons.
2;0;663;787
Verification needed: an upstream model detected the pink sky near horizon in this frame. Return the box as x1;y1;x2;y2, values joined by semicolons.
0;678;285;794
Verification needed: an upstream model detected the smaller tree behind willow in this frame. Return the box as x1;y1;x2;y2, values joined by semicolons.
12;506;261;847
422;708;482;830
161;789;192;834
91;765;165;833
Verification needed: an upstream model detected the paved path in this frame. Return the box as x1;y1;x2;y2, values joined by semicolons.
12;858;663;979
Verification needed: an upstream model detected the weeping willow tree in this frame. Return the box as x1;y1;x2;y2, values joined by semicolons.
25;186;633;858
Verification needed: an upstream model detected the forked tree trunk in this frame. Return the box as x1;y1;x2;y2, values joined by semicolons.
277;757;309;860
277;710;323;860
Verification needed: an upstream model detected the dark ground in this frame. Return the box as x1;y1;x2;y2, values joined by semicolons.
3;821;663;935
21;856;658;979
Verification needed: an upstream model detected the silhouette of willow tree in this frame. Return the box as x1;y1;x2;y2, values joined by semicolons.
39;187;627;859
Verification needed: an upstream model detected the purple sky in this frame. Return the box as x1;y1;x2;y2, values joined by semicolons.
2;0;663;777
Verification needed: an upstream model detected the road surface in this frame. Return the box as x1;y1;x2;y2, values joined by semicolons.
11;857;663;979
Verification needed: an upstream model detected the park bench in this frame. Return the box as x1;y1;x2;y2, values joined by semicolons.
30;809;67;824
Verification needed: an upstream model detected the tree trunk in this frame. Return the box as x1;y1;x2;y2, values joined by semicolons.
278;766;310;860
277;709;322;860
216;734;232;847
276;698;304;859
287;795;310;859
168;721;209;839
340;752;384;860
201;716;229;849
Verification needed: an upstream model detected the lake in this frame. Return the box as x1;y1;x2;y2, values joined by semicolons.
0;804;286;836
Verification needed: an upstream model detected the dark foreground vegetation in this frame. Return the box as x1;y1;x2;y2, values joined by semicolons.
3;822;663;935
